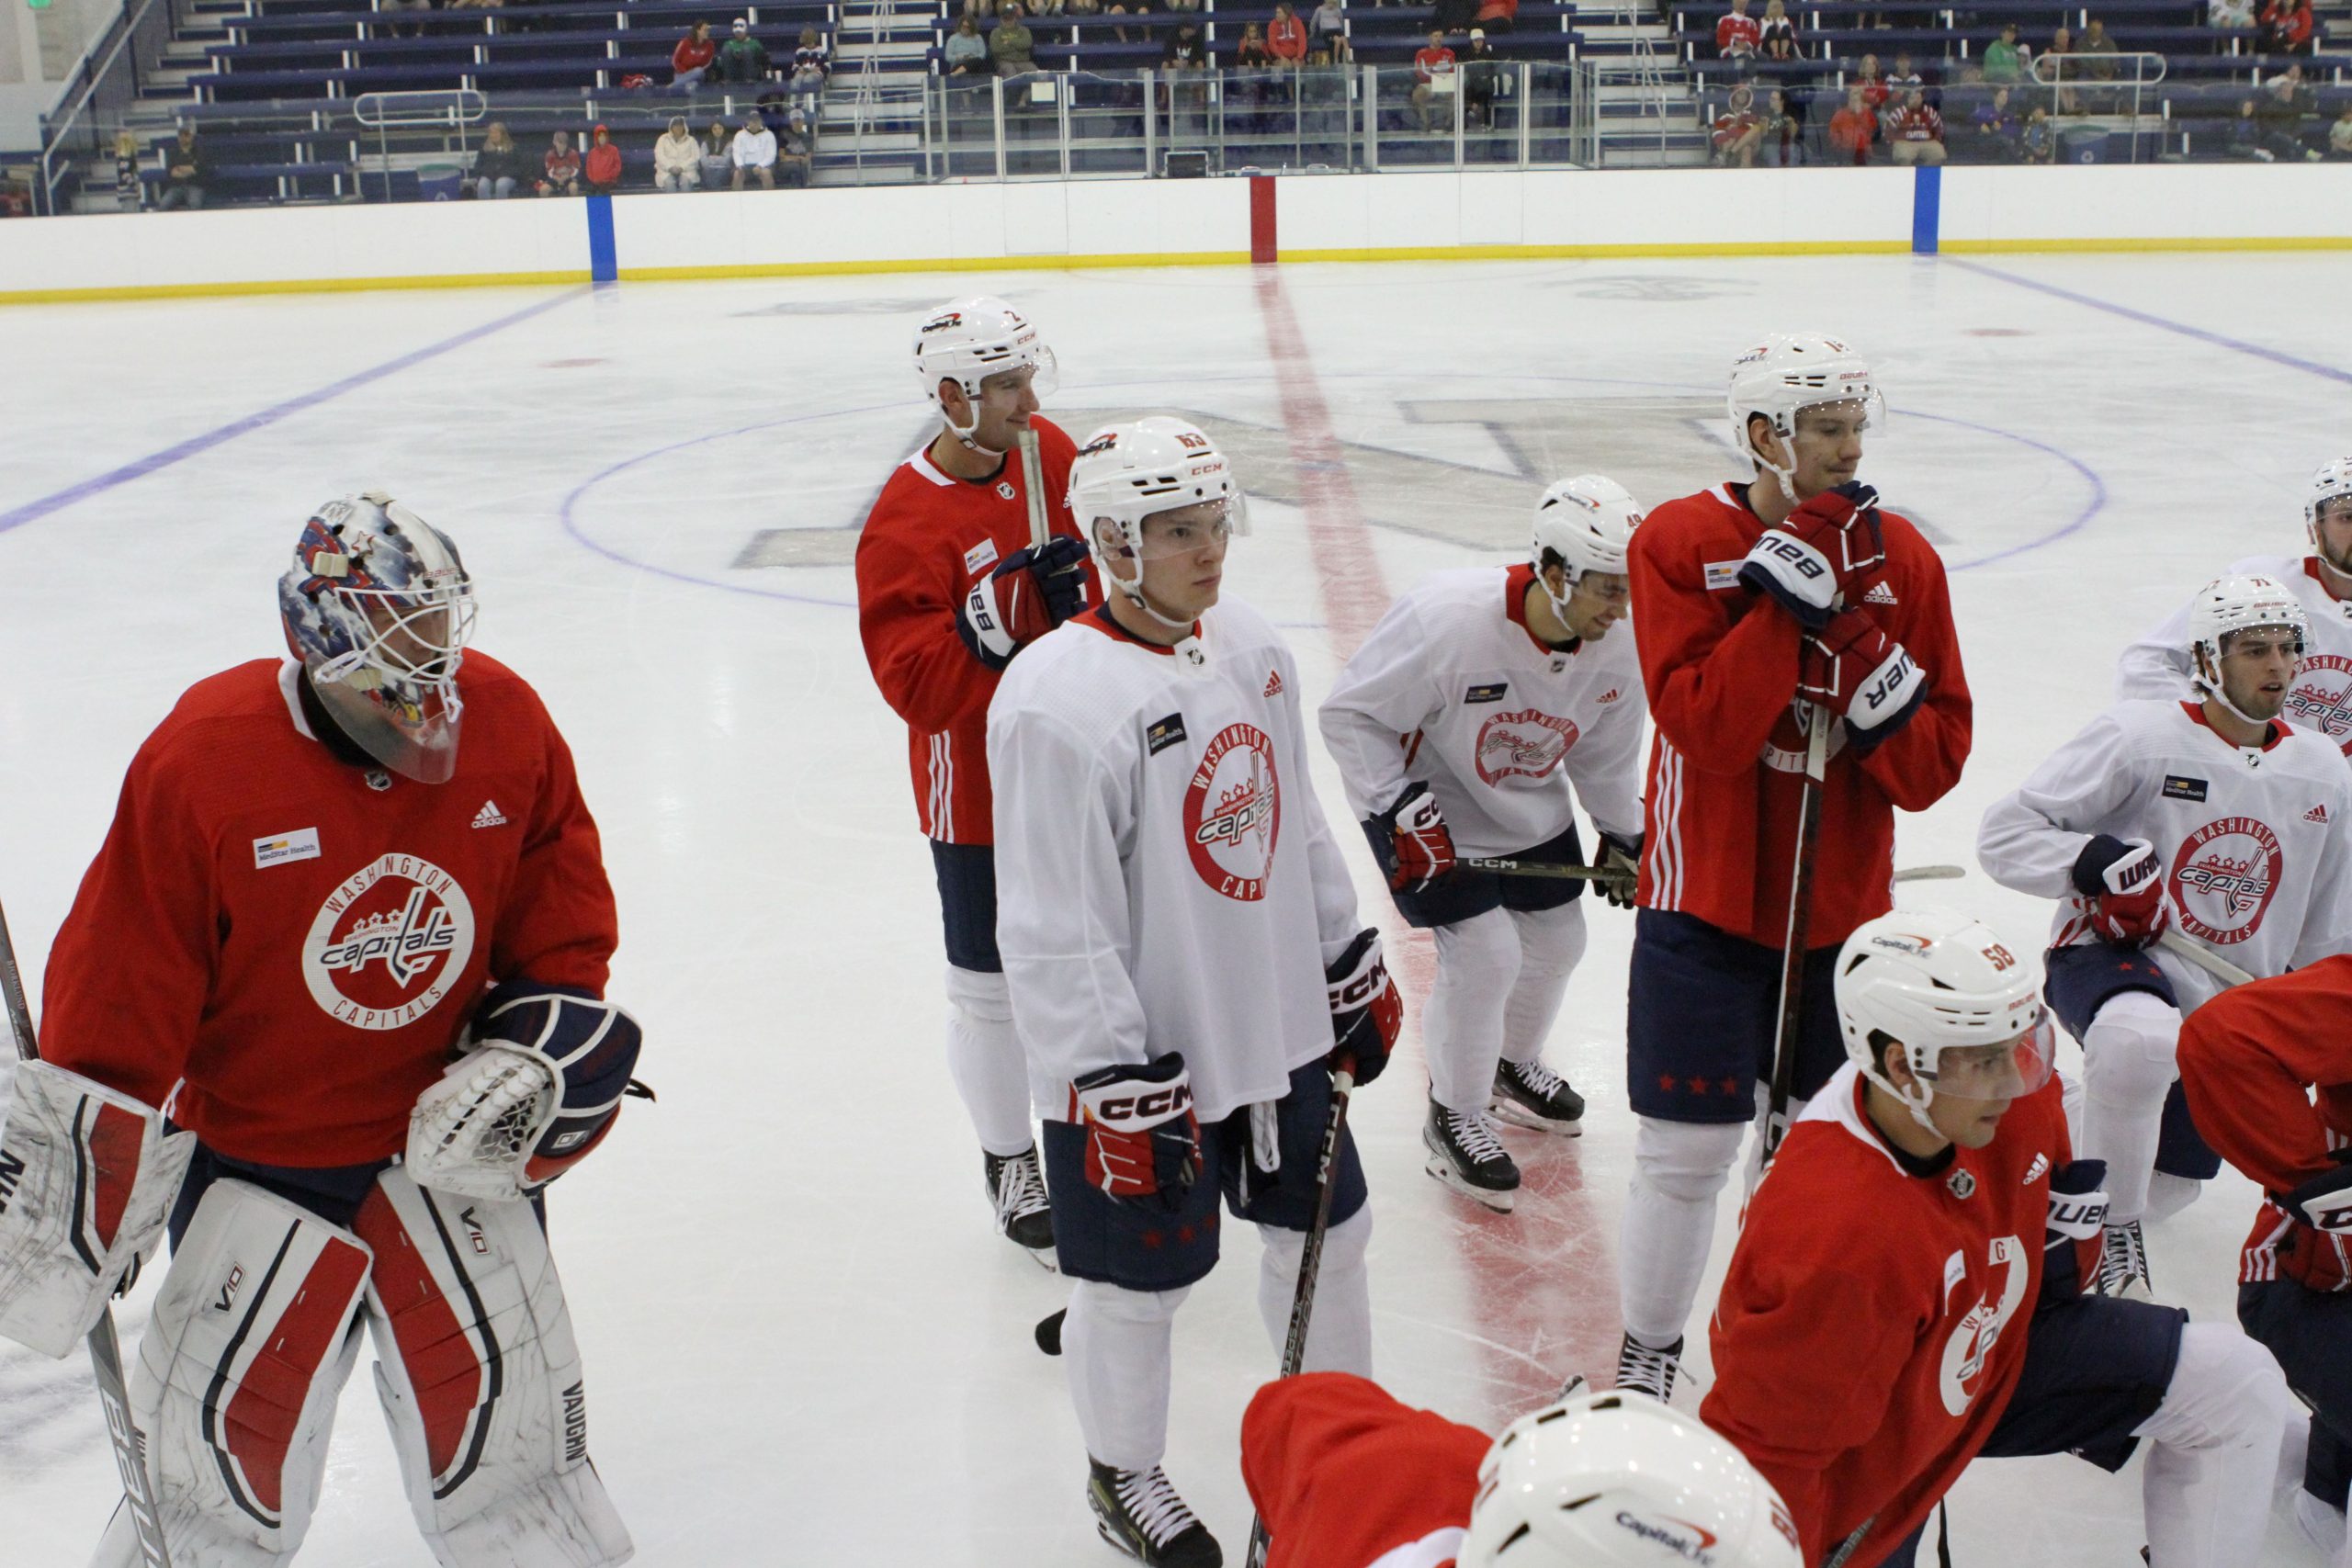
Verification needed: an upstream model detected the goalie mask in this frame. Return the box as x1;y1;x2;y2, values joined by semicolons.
1531;474;1642;626
913;296;1058;453
1068;416;1251;631
2188;573;2308;728
277;492;476;784
1836;908;2055;1136
1726;333;1883;504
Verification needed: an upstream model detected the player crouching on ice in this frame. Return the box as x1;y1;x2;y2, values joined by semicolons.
0;493;639;1567
1702;908;2293;1568
1320;476;1649;1212
1241;1370;1800;1568
988;419;1402;1566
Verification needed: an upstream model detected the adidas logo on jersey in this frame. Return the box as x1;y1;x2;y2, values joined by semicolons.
1597;688;1622;705
1264;670;1284;698
2024;1153;2049;1186
471;800;509;829
2308;804;2332;824
1863;581;1900;606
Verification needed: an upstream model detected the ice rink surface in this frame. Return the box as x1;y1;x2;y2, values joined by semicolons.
2;251;2347;1566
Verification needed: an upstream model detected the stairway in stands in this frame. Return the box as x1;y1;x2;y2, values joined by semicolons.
823;0;935;183
1565;0;1711;165
62;0;243;209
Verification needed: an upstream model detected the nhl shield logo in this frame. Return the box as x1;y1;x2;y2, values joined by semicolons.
1183;722;1282;902
302;852;477;1029
2170;817;2284;946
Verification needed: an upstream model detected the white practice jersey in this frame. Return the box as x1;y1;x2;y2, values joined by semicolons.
1317;564;1646;856
2115;554;2352;754
988;597;1365;1124
1977;698;2352;1010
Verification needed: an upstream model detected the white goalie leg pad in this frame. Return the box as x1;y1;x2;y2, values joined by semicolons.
91;1178;372;1568
0;1060;195;1359
356;1168;631;1568
2136;1322;2293;1568
1620;1117;1747;1348
2082;990;2182;1226
1256;1206;1373;1376
1064;1279;1186;1472
1424;908;1522;1113
944;964;1035;1158
1499;901;1588;1066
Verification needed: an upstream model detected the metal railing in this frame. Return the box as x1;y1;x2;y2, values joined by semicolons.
34;0;187;215
353;88;490;199
2028;48;2169;122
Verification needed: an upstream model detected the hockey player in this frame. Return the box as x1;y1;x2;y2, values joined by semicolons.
2176;957;2352;1567
1616;333;1971;1401
1240;1370;1800;1568
1319;476;1648;1212
855;296;1097;1265
1703;908;2293;1568
0;493;637;1566
988;418;1402;1566
2118;459;2352;754
1979;574;2352;1296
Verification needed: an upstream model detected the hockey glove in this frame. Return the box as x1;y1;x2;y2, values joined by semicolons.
1326;928;1402;1089
2281;1152;2352;1235
956;535;1091;671
1737;481;1886;629
1801;607;1928;753
2072;835;2173;949
1375;781;1455;896
2039;1157;2109;1306
1596;831;1643;911
1069;1055;1201;1209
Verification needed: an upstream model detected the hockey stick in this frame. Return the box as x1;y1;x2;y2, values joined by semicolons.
2155;930;2257;989
0;897;174;1568
1467;857;1966;886
1760;702;1832;1171
1242;1062;1358;1568
1015;424;1050;553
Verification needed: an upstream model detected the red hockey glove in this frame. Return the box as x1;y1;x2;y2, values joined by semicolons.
1326;928;1401;1088
1069;1055;1201;1209
1801;607;1928;752
2039;1157;2110;1305
1376;782;1455;896
956;534;1091;671
1737;480;1886;629
2071;835;2173;948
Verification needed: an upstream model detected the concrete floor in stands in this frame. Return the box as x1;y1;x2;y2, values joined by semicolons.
0;252;2346;1565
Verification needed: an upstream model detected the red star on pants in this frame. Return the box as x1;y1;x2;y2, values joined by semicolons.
1141;1230;1164;1249
1721;1077;1743;1097
1659;1073;1681;1093
1176;1224;1197;1245
1686;1076;1713;1096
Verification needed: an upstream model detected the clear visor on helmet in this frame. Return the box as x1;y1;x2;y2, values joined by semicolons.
312;573;477;784
2215;622;2307;662
977;348;1059;405
1125;494;1251;562
1919;1013;2056;1101
1786;389;1885;441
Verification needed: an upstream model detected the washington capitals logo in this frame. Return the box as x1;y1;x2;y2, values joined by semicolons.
2170;817;2284;946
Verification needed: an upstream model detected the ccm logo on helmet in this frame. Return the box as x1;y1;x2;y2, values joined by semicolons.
1611;1509;1722;1563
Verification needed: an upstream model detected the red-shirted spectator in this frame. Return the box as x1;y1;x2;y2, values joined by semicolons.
2258;0;2315;53
582;123;623;193
1474;0;1517;35
1716;0;1759;61
673;21;718;88
536;129;582;196
1758;0;1797;62
1829;84;1876;163
1889;87;1945;164
1269;0;1308;62
1412;30;1456;130
1712;82;1763;165
1854;51;1890;112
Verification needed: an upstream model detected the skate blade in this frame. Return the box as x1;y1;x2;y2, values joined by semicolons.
1016;1239;1060;1273
1422;1155;1518;1213
1489;1099;1584;1137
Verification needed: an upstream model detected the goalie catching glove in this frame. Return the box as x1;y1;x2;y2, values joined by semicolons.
956;535;1091;671
405;981;646;1202
1069;1055;1201;1210
1325;929;1401;1088
0;1061;194;1359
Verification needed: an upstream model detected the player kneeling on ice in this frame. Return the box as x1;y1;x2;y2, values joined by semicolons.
2177;960;2352;1568
987;418;1402;1567
1240;1370;1800;1568
1319;476;1649;1213
0;493;639;1567
1702;908;2292;1568
1979;574;2352;1299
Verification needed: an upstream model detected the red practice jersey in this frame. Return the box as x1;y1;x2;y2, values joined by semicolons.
41;656;616;1168
1702;1066;2070;1567
1632;481;1972;947
1241;1371;1488;1568
854;418;1092;845
2178;955;2352;1292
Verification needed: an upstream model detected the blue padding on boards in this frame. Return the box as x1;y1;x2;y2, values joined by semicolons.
1911;164;1941;255
585;194;617;284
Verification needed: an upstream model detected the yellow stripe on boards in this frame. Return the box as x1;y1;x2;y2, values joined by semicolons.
0;268;592;306
1274;241;1915;262
1938;236;2352;254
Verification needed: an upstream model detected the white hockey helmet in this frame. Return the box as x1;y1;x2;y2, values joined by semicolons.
1835;908;2054;1134
2304;457;2352;544
2188;573;2308;726
1458;1387;1801;1568
1725;333;1883;502
1532;475;1643;621
1068;416;1250;628
912;296;1057;446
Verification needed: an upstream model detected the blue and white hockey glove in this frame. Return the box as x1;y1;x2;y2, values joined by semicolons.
2281;1152;2352;1235
957;535;1090;671
1802;607;1928;753
2040;1156;2109;1305
1326;929;1401;1088
1737;480;1885;629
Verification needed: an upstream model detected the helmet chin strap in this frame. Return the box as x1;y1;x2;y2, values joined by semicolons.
941;382;1006;458
1865;1063;1943;1136
1747;425;1801;505
1113;570;1195;633
2195;649;2275;731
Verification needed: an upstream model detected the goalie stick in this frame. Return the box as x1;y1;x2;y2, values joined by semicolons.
0;895;174;1568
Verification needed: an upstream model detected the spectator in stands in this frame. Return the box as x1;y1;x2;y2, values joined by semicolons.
1983;22;2024;84
382;0;433;41
778;107;814;186
1973;86;2021;159
2330;104;2352;156
1762;86;1801;164
2259;63;2322;157
1310;0;1346;53
2256;0;2315;53
718;18;773;84
2078;17;2120;108
1164;16;1209;70
2021;103;2055;160
1716;0;1758;71
1712;83;1763;164
2226;96;2272;157
1107;0;1152;46
1758;0;1797;65
2210;0;2256;27
1271;2;1308;64
654;117;701;189
1412;29;1457;130
114;130;144;212
790;28;829;116
965;0;998;17
990;5;1038;74
473;120;527;197
945;13;991;72
2044;27;2081;113
1888;85;1945;162
445;0;501;11
1854;53;1889;114
155;125;209;210
1829;84;1875;162
700;118;734;185
1886;52;1922;98
673;22;718;90
731;108;777;187
1475;0;1518;38
536;130;581;197
1238;21;1275;67
581;124;622;195
1463;29;1504;127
